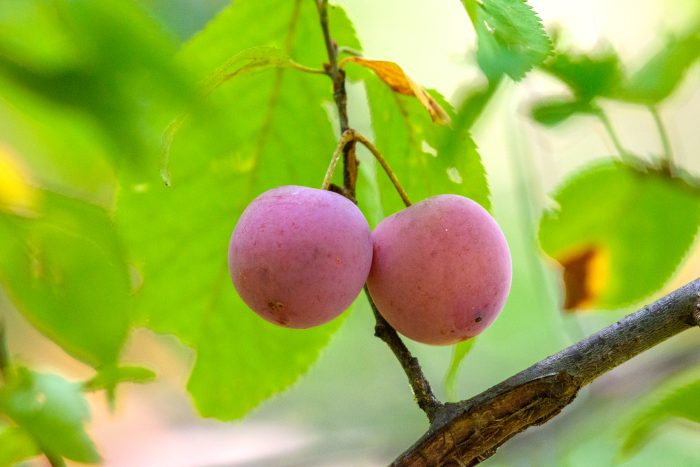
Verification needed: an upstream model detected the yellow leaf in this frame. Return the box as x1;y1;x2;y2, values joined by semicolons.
0;145;38;217
341;57;450;125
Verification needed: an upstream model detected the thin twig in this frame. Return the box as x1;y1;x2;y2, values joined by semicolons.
321;129;356;190
594;108;630;161
354;132;412;207
315;0;358;196
649;106;675;173
365;287;443;422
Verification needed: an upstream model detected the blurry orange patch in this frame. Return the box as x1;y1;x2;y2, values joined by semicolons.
0;145;38;217
558;245;610;311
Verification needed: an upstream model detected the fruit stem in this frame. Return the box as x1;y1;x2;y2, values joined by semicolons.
353;132;413;207
321;129;356;190
365;286;443;423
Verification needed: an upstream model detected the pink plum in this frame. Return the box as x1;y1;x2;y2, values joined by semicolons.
367;195;512;345
229;186;372;328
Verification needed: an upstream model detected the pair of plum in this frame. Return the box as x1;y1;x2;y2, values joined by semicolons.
228;186;511;345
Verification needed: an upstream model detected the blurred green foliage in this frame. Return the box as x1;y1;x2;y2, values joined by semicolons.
0;0;698;464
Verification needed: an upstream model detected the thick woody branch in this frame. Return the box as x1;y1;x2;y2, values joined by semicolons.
392;278;700;466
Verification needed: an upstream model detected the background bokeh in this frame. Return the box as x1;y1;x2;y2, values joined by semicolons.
2;0;700;465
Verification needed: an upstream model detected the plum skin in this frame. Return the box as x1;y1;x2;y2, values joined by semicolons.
229;185;373;328
367;195;512;345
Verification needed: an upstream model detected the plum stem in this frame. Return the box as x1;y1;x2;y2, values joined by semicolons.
321;129;356;191
353;132;413;207
321;129;412;207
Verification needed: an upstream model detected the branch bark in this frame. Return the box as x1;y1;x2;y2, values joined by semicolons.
392;278;700;466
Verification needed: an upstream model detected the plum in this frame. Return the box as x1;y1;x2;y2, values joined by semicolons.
229;186;373;328
367;195;511;345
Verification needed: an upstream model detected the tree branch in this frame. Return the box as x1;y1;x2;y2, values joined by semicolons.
315;0;357;198
392;278;700;466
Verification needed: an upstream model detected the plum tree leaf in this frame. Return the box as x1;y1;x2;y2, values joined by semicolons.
118;0;361;420
0;368;100;463
444;339;476;402
0;424;39;467
0;0;194;170
0;190;130;368
530;45;623;126
617;31;700;104
541;46;623;101
539;161;700;310
530;98;595;127
619;372;700;458
363;74;490;218
463;0;551;81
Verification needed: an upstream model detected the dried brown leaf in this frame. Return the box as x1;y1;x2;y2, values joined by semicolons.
342;57;450;125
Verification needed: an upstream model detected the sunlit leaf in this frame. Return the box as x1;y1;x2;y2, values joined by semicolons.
541;46;623;101
463;0;551;81
444;339;476;402
118;0;361;420
0;0;194;169
0;368;100;463
0;191;130;367
0;424;39;467
539;161;700;310
364;76;490;218
0;145;38;217
618;31;700;104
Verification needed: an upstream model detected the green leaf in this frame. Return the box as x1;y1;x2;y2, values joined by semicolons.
618;31;700;104
464;0;551;81
541;46;623;101
0;190;130;367
117;0;360;420
444;339;476;402
530;98;594;126
539;161;700;310
0;424;39;467
363;76;490;218
83;365;156;407
0;368;100;463
619;372;700;458
83;366;156;393
0;0;194;168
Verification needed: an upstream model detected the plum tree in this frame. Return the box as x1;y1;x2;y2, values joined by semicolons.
229;185;373;328
367;194;512;345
